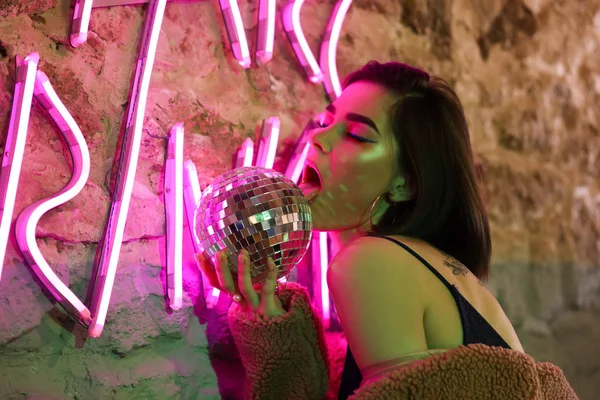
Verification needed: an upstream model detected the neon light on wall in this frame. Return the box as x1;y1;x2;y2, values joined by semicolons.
183;160;220;308
310;230;330;328
219;0;251;69
87;0;167;338
281;0;323;83
15;69;92;326
255;117;280;169
319;0;352;100
284;121;315;183
235;137;255;168
256;0;276;64
165;123;184;310
319;231;330;327
70;0;94;47
4;0;352;331
316;0;353;323
0;53;39;281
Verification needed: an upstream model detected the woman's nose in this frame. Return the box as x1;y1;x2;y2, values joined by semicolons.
308;127;332;154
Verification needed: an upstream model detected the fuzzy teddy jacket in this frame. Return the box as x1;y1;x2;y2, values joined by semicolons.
227;282;579;400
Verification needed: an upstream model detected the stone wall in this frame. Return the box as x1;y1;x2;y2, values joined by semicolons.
0;0;598;398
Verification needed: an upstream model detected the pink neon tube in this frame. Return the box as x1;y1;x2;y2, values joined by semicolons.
310;230;330;328
281;0;323;83
319;231;330;326
255;117;280;169
219;0;251;69
319;0;352;100
0;53;39;281
235;138;254;168
87;0;167;338
15;70;92;326
70;0;94;47
92;0;159;6
183;161;219;308
285;141;310;183
165;123;184;310
256;0;276;63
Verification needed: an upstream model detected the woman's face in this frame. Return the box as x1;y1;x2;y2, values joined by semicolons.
301;81;403;232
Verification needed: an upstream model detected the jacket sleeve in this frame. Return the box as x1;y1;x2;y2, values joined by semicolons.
347;343;579;400
227;282;333;400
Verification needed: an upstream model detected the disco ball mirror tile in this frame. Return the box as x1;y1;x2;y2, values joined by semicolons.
194;166;313;285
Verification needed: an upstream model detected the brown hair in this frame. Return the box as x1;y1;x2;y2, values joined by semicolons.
343;61;491;281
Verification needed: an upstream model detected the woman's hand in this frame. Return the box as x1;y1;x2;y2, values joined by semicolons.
195;249;285;317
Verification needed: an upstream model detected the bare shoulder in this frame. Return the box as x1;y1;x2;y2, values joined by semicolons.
326;234;431;370
382;235;525;352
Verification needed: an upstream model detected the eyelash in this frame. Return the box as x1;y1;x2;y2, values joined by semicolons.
315;121;374;143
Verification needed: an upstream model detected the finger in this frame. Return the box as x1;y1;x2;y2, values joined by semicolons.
238;250;259;310
214;250;237;296
260;257;281;313
194;252;221;289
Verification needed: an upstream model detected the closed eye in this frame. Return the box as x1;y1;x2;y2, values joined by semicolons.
347;133;376;143
316;120;375;144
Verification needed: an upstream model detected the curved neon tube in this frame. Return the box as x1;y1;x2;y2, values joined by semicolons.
320;0;352;100
15;70;92;326
281;0;323;83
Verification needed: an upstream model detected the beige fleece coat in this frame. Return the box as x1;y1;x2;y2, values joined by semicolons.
228;282;579;400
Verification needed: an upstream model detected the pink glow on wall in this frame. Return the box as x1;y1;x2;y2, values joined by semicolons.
319;0;352;100
281;0;323;83
69;0;94;47
183;161;220;308
0;53;39;281
256;0;276;63
15;69;92;326
255;117;280;169
165;123;184;310
87;0;167;338
235;137;255;168
219;0;251;69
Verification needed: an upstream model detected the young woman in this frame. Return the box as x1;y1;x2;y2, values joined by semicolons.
196;62;574;399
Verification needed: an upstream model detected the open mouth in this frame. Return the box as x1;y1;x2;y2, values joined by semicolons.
301;164;322;187
299;164;322;202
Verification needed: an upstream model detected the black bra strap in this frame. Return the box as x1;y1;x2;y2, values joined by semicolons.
365;234;455;292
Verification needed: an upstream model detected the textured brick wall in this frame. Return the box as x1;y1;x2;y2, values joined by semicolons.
0;0;598;398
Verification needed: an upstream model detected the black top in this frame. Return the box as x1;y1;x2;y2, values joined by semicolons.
337;235;512;400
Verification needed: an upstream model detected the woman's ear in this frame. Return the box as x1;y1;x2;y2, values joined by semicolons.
389;175;413;202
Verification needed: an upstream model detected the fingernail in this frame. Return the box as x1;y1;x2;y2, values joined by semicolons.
267;257;274;269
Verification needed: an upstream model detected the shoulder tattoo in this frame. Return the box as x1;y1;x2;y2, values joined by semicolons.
442;253;469;277
442;252;488;289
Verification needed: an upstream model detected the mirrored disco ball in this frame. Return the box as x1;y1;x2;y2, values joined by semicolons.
194;166;313;285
